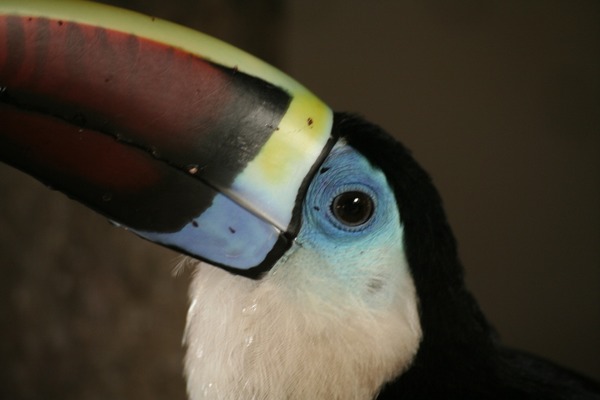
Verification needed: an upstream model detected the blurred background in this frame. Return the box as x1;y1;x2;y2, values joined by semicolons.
0;0;598;398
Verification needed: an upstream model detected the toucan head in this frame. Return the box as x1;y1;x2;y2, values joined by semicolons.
1;1;495;398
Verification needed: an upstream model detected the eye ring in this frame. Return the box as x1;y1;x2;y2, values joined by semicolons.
330;190;375;227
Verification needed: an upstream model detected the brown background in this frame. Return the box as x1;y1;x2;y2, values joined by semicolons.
0;0;598;398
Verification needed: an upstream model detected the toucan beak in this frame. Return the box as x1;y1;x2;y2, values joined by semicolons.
0;1;334;275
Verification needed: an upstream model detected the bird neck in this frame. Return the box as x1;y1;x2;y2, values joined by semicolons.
183;263;421;400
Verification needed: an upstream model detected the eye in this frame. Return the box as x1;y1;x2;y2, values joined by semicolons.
331;191;375;227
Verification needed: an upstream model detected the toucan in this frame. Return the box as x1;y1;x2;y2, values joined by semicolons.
1;2;599;399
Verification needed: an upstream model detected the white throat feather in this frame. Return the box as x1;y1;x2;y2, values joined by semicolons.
183;257;421;400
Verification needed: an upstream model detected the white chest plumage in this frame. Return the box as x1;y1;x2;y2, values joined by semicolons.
183;259;421;400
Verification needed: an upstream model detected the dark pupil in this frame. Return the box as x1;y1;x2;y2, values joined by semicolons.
331;191;374;226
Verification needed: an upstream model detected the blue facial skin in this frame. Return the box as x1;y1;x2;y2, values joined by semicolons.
271;141;409;309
